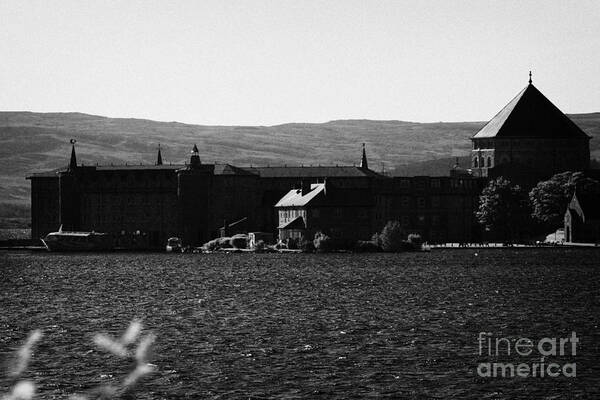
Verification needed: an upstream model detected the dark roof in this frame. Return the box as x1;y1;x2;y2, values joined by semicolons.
243;166;383;178
213;164;257;176
26;168;62;179
28;164;383;179
473;83;590;139
95;164;183;171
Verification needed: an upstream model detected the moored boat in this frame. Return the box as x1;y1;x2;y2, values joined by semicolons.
41;226;113;252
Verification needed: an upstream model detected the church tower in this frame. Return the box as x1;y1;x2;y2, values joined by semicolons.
471;73;590;186
176;144;215;245
59;139;82;230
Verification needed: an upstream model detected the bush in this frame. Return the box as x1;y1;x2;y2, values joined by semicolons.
379;221;406;252
354;240;381;252
371;232;382;248
253;239;266;251
313;232;333;252
299;238;315;252
407;233;423;246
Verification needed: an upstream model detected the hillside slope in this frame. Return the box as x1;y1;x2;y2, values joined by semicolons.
1;111;599;204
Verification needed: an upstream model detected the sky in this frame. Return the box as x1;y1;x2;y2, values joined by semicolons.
1;0;599;126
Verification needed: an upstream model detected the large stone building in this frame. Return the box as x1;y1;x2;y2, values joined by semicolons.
471;74;590;187
28;142;484;247
27;76;592;247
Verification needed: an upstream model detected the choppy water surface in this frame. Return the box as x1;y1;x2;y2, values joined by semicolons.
1;249;599;399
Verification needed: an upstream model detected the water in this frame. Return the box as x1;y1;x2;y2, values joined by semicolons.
1;249;599;399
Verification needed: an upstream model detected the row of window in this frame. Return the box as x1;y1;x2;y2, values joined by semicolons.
397;178;442;188
473;157;493;168
374;214;442;226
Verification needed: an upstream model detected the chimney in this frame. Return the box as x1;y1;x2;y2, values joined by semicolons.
301;179;310;196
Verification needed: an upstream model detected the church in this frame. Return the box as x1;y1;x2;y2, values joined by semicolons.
27;75;592;247
471;73;590;187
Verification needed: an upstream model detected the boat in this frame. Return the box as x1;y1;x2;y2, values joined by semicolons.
41;225;113;252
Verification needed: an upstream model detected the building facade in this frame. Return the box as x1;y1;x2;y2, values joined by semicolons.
471;76;590;188
28;143;484;247
27;76;592;247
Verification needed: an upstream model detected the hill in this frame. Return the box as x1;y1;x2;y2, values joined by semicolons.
1;111;599;207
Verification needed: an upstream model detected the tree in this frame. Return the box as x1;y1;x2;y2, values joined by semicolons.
476;177;530;241
529;172;600;229
378;221;406;252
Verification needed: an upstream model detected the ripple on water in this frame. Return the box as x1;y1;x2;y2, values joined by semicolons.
0;249;599;399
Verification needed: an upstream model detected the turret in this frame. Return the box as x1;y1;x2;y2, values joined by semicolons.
68;139;77;171
190;144;201;168
59;140;81;230
360;143;369;170
156;144;163;166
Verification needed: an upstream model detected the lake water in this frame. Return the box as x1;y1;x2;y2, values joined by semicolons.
1;249;599;399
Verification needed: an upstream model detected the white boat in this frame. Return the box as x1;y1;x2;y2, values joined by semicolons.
41;225;113;252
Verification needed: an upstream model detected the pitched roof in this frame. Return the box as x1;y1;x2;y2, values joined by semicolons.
275;184;325;207
574;192;600;220
213;164;257;176
275;183;375;208
473;83;590;139
244;165;383;178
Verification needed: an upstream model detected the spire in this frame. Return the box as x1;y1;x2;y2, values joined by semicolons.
156;144;163;166
528;70;532;85
68;139;77;171
360;143;368;169
190;144;201;168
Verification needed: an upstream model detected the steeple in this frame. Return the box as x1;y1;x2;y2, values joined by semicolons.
156;144;163;166
68;139;77;171
360;143;368;169
190;144;201;168
529;70;532;85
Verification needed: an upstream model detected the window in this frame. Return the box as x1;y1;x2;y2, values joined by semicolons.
432;215;440;226
417;197;426;208
487;157;492;167
401;216;410;226
431;196;440;208
401;196;410;208
431;179;441;188
473;158;478;168
400;179;410;188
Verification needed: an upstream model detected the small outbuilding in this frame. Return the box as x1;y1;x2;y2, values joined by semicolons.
564;192;600;243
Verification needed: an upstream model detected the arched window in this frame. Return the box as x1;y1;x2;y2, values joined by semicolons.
487;157;492;167
473;158;478;168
